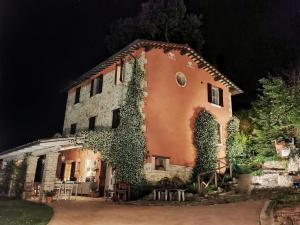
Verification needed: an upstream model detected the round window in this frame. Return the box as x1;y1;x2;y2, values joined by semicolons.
176;72;187;87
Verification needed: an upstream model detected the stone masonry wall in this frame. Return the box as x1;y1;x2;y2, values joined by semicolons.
25;156;38;185
144;157;192;183
63;55;144;134
40;151;59;196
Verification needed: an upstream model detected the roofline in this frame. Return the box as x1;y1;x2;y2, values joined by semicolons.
66;39;243;95
0;137;76;156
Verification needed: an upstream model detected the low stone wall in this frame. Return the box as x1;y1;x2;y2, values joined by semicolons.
144;158;192;183
288;156;300;172
251;174;292;189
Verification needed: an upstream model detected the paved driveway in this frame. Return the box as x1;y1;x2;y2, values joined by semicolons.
48;199;264;225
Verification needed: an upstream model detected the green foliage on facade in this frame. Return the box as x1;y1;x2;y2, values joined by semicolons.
250;77;300;156
80;58;146;184
0;160;15;195
191;110;218;181
13;156;28;199
110;59;146;184
226;116;245;164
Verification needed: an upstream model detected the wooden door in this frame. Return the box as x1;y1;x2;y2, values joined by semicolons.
98;160;107;197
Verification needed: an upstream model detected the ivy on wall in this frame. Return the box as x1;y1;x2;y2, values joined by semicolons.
13;156;28;199
80;57;146;184
226;117;244;164
0;160;15;195
191;110;218;181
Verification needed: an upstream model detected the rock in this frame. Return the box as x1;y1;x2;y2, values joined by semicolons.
288;156;300;172
217;187;224;193
277;175;292;187
143;193;154;201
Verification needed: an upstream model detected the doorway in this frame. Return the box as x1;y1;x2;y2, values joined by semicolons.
98;160;107;197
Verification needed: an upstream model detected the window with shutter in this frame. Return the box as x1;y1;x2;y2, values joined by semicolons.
154;156;167;171
208;83;224;107
90;76;103;97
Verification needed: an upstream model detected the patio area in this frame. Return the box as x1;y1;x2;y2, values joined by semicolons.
47;199;264;225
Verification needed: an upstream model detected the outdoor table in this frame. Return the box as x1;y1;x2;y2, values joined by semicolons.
153;189;185;201
167;189;185;201
153;189;168;201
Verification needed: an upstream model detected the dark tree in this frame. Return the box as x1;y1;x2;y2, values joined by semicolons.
105;0;204;54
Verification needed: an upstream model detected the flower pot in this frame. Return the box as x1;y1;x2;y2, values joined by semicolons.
46;196;53;204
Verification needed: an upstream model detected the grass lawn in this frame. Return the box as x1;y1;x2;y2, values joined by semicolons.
0;199;53;225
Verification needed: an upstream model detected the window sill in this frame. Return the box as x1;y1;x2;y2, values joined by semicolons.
211;103;221;108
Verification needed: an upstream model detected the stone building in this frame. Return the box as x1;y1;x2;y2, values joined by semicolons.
0;40;242;199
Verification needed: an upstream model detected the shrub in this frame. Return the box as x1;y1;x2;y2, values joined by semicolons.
0;160;15;195
13;157;28;199
192;110;218;181
130;181;153;200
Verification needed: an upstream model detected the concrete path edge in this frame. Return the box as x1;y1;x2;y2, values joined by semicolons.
260;200;275;225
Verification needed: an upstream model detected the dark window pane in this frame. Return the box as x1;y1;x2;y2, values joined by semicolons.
95;76;103;94
89;116;96;130
155;157;166;170
112;108;120;128
70;123;77;135
74;87;81;104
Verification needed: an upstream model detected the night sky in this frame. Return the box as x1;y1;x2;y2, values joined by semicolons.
0;0;299;152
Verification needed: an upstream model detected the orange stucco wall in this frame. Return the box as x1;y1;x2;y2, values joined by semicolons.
144;49;232;167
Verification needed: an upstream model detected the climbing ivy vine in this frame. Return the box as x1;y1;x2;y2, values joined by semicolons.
191;110;218;181
226;117;245;164
80;57;146;184
0;160;15;195
13;155;28;199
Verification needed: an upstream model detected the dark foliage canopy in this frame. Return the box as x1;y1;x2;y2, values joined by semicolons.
105;0;204;54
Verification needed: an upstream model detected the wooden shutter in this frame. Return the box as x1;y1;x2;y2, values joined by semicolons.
74;87;81;104
90;79;94;97
219;88;224;107
96;76;103;94
114;65;118;85
207;83;212;103
120;61;124;82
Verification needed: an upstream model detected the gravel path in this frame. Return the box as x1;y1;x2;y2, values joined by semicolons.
48;199;264;225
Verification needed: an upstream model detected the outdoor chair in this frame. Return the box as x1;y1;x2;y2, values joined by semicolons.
54;181;63;200
64;181;74;200
104;189;114;201
115;182;130;201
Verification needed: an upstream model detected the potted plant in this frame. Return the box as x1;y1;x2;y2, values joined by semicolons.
90;181;97;198
44;190;56;204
